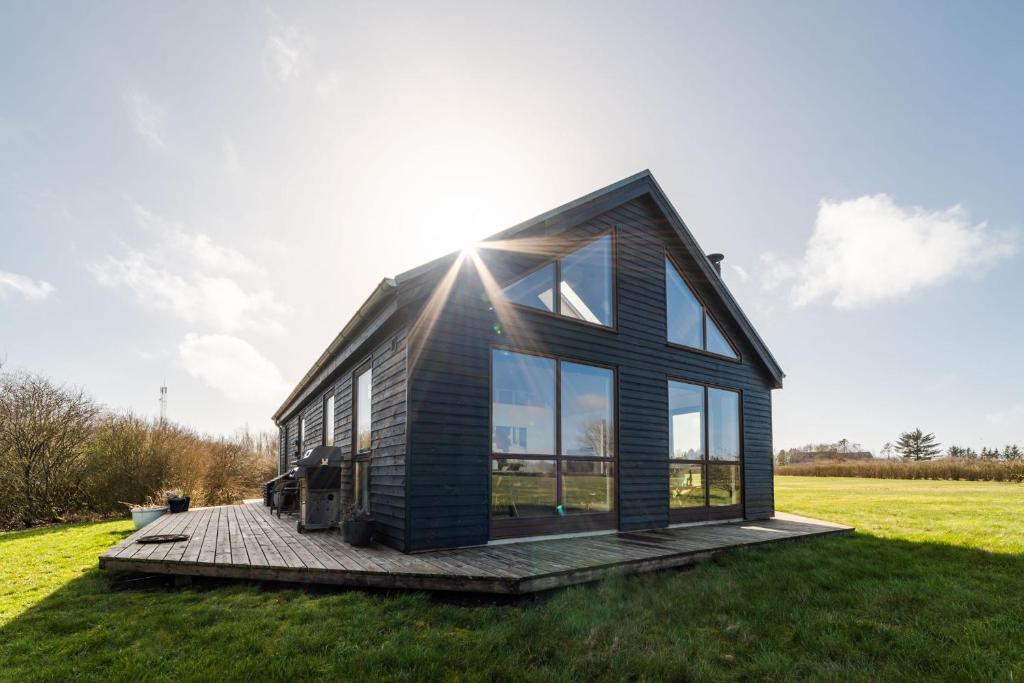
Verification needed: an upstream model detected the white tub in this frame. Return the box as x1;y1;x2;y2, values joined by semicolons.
131;506;167;530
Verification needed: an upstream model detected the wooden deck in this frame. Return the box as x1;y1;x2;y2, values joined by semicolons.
99;501;852;594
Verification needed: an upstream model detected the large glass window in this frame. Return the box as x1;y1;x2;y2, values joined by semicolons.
668;381;742;514
669;381;704;460
323;395;335;446
665;256;738;359
560;235;613;326
560;362;614;457
492;351;556;455
708;388;740;461
499;233;614;328
491;459;556;518
501;263;556;313
491;350;615;525
355;368;372;453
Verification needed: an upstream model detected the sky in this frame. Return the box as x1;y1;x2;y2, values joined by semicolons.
1;1;1022;453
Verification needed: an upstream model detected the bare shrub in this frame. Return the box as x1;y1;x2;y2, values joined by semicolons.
83;413;169;512
777;458;1024;482
0;371;99;527
0;366;280;529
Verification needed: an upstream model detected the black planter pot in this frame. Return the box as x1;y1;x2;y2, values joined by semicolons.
342;519;374;546
168;496;191;513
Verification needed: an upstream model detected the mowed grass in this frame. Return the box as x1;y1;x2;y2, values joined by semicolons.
0;478;1021;682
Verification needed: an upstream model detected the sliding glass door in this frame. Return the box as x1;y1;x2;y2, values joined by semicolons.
668;380;742;522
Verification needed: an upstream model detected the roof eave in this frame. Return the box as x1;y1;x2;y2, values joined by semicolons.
271;278;397;423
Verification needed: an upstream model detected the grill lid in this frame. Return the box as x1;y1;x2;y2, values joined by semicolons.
295;445;345;472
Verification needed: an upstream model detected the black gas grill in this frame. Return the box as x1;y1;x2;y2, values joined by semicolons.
294;446;344;532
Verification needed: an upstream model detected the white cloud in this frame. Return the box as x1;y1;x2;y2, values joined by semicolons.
124;91;165;150
264;18;315;83
179;333;290;403
92;205;284;333
0;269;54;301
764;194;1016;308
986;404;1024;426
132;204;260;276
729;264;749;283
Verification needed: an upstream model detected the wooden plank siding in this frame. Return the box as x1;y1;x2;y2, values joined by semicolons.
405;194;777;551
275;324;408;550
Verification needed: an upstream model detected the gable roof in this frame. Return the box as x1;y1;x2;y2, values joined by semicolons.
273;170;784;422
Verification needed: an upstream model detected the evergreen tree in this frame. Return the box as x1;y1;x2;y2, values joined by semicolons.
947;445;977;459
895;428;942;461
1003;444;1023;460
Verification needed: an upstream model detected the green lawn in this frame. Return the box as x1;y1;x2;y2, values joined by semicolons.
1;477;1022;682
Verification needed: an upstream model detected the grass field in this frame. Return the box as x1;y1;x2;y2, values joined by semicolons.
1;477;1022;681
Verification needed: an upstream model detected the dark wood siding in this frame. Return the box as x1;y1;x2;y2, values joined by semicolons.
406;194;775;551
368;328;408;548
274;323;407;550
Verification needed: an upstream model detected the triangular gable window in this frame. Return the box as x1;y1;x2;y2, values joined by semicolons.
498;234;614;328
501;263;556;313
665;256;738;360
705;316;737;359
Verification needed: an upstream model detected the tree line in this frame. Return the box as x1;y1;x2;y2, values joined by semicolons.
0;364;276;529
777;429;1024;465
879;428;1023;461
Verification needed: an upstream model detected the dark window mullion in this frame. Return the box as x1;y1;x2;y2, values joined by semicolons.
703;385;710;507
555;358;563;509
554;258;562;316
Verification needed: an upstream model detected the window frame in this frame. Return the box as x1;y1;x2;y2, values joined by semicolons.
353;362;373;455
664;249;741;362
489;346;619;539
323;393;335;447
495;229;618;332
667;377;744;523
351;359;373;511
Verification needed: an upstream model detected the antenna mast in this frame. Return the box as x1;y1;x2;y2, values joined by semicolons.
159;384;168;424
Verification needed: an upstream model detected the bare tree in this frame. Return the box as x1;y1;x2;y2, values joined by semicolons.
0;371;99;526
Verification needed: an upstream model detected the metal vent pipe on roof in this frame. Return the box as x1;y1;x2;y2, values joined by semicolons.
707;253;725;274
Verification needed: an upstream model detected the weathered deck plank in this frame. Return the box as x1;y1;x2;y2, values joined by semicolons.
99;502;852;594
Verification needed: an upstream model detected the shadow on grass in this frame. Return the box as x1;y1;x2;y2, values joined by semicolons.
2;532;1023;681
0;518;132;545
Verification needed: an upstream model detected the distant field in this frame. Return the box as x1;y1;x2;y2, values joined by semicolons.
1;477;1022;681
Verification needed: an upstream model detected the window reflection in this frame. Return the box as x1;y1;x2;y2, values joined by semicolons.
356;368;372;452
491;459;556;518
708;388;740;461
668;382;742;512
560;235;613;327
669;462;704;508
708;463;741;506
706;317;737;359
500;263;556;313
560;362;614;457
666;258;703;348
491;350;556;455
561;460;614;514
669;381;704;460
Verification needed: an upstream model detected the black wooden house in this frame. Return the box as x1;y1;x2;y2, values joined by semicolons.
273;171;784;552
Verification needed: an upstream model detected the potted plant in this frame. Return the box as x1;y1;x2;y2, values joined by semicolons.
341;504;374;546
166;489;191;514
122;501;168;530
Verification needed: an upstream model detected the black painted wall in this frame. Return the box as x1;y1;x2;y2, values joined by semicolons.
277;325;407;550
405;194;776;551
